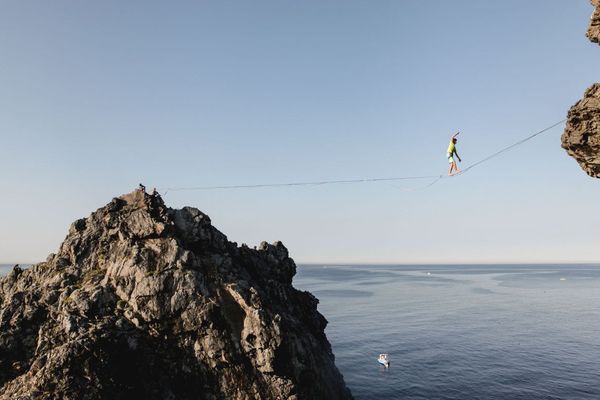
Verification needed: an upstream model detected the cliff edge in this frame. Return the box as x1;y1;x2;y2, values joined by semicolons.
0;190;353;400
587;0;600;44
562;1;600;177
562;84;600;178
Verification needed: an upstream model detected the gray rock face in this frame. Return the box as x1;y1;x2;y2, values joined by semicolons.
562;1;600;178
0;190;353;400
587;0;600;44
562;84;600;178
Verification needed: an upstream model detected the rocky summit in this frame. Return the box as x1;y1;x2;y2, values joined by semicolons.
0;190;353;400
562;1;600;178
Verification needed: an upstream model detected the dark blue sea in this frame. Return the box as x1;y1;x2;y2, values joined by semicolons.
295;264;600;400
3;263;600;399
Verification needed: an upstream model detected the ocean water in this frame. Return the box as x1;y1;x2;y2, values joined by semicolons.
294;264;600;400
0;265;15;276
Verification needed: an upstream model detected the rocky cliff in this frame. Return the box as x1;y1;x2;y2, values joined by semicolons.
562;84;600;178
562;1;600;177
0;190;353;400
587;0;600;44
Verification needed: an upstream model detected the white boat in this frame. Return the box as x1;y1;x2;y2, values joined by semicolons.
377;353;390;367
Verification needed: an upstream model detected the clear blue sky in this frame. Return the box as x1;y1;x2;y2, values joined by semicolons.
1;1;599;264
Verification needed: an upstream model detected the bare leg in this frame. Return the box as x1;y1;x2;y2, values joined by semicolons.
448;163;453;176
449;162;457;176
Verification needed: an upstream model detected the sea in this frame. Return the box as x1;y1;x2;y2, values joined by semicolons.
294;264;600;400
2;263;600;399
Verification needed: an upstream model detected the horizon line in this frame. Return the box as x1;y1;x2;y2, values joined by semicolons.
2;261;599;267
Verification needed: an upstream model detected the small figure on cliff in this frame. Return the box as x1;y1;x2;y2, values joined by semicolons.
447;132;462;176
152;187;158;196
138;183;146;193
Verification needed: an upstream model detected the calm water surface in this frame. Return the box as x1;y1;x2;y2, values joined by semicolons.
0;265;16;276
295;264;600;400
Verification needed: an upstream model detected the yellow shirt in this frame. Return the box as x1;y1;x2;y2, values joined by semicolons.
447;141;456;155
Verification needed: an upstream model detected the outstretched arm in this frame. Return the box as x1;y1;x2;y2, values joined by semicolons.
451;131;460;139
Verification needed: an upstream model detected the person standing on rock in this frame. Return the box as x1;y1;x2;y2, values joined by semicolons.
447;132;462;176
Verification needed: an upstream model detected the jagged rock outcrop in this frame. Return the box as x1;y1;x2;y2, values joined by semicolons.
562;1;600;178
0;190;352;400
562;84;600;178
587;0;600;44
